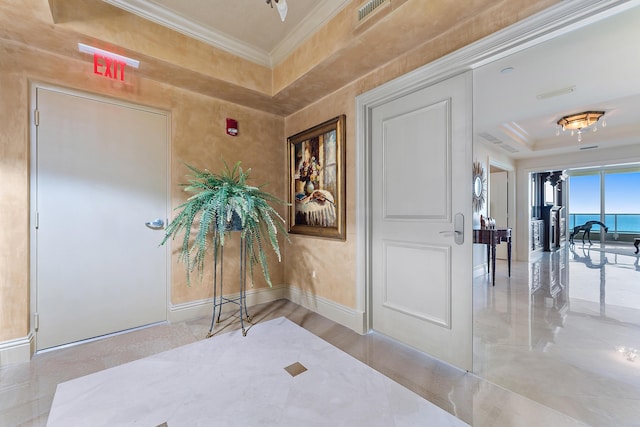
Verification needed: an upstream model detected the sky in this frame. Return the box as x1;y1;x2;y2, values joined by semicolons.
569;171;640;213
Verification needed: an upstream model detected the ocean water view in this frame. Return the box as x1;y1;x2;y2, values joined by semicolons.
568;171;640;236
569;213;640;235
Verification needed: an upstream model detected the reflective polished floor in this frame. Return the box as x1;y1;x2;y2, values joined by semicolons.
2;300;585;426
474;241;640;426
46;317;468;426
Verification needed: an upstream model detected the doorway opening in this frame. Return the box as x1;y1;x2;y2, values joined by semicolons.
488;163;510;260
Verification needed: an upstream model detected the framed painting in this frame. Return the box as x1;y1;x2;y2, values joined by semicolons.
287;115;346;240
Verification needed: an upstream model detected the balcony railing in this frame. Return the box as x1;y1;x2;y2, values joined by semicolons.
568;213;640;238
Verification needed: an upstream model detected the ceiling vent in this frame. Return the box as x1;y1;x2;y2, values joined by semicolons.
497;144;518;153
478;132;518;153
358;0;388;22
478;132;503;145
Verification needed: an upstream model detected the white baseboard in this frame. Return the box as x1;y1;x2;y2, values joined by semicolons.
3;285;361;366
168;284;366;334
285;286;366;334
168;285;287;323
0;333;34;366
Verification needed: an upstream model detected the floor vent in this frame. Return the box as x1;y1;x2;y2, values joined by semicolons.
358;0;388;22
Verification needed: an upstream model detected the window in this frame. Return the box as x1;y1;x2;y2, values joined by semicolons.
568;167;640;237
568;173;600;230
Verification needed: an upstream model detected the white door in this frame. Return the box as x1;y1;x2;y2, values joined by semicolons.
33;86;168;351
490;170;508;259
371;72;473;371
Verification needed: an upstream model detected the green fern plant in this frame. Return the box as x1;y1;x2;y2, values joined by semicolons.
161;161;288;287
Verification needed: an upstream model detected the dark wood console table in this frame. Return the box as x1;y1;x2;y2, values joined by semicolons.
473;228;512;286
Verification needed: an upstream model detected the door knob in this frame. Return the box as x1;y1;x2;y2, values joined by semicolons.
439;213;464;245
453;213;464;245
145;218;165;229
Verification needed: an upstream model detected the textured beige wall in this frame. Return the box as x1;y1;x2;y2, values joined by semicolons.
283;0;559;309
0;48;30;344
168;89;286;304
47;0;272;95
0;40;284;342
0;0;280;113
0;0;561;342
284;86;358;307
272;0;558;108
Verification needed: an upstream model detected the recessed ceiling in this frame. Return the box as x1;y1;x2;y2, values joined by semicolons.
474;4;640;159
101;0;350;67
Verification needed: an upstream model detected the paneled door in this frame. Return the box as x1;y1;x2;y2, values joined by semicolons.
33;86;169;351
370;72;473;371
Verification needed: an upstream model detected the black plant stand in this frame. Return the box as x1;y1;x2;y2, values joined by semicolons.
206;230;252;337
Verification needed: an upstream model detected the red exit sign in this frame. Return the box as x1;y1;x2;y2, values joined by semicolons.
93;54;126;81
78;43;140;82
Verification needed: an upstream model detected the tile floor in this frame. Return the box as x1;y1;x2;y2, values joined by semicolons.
474;241;640;426
1;304;582;427
5;241;636;426
46;317;469;426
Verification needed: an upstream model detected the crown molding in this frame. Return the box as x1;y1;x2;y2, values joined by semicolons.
102;0;272;67
469;0;640;68
357;0;639;105
102;0;351;68
270;0;351;67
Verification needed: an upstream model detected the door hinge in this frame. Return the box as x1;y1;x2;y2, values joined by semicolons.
34;109;40;126
35;211;39;229
34;313;39;331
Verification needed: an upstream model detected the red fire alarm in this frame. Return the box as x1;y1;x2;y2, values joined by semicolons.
226;118;238;136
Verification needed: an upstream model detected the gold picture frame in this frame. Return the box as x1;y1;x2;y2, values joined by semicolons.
287;115;346;240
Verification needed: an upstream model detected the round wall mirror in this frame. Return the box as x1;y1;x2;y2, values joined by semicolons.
474;176;483;197
472;161;485;212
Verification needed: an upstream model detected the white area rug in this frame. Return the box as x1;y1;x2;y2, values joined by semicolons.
47;317;468;426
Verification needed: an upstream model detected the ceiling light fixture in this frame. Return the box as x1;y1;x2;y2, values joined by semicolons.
266;0;288;22
556;111;606;142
